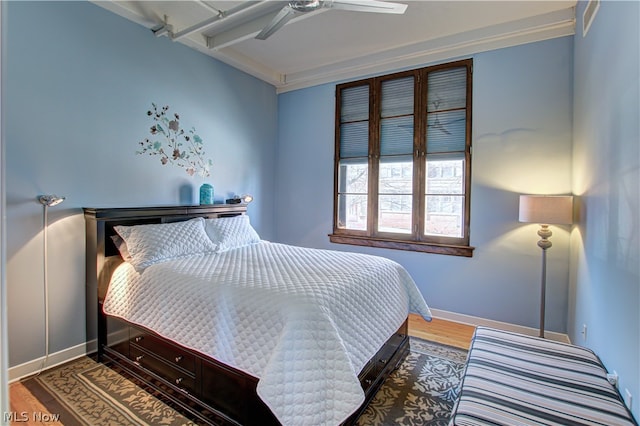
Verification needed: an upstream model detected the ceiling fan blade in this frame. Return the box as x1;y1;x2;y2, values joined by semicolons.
255;5;296;40
327;0;407;14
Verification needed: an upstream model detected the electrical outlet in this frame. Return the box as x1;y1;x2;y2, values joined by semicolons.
581;324;587;341
606;371;618;387
625;389;633;410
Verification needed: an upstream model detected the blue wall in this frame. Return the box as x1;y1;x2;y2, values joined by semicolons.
5;1;277;367
570;0;639;415
276;37;574;333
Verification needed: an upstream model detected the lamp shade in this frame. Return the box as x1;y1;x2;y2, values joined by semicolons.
519;195;573;224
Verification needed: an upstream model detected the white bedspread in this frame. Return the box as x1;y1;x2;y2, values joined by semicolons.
103;241;432;425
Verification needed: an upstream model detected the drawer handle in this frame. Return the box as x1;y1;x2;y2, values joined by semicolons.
134;336;144;343
365;379;373;386
380;358;388;364
175;355;183;363
135;355;144;362
175;377;184;385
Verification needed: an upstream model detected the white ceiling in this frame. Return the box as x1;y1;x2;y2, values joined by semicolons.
94;1;577;93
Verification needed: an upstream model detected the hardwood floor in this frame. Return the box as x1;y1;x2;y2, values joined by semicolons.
8;379;63;425
8;316;475;425
408;313;475;350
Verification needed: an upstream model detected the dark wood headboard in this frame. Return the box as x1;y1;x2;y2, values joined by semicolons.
83;205;248;348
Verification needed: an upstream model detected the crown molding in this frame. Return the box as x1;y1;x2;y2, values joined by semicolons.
275;7;575;93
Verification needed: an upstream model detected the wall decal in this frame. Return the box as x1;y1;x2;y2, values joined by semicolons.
137;103;213;177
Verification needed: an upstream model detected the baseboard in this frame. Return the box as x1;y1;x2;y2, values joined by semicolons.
430;308;571;343
8;339;97;383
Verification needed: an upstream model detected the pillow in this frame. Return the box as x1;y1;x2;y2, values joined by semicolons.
205;215;260;252
113;217;216;271
110;234;131;261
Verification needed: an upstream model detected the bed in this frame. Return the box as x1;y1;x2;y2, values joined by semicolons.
84;205;432;425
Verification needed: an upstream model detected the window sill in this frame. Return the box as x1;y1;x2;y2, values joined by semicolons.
328;234;474;257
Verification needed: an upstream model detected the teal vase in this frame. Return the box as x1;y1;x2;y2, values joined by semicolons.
199;184;213;205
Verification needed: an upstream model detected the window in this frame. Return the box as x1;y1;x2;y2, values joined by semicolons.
330;59;474;257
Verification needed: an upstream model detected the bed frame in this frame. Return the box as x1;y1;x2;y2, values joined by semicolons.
84;205;410;425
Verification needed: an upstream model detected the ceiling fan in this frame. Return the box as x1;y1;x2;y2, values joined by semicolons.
256;0;408;40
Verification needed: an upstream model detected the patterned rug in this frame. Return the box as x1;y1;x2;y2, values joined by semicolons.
22;338;467;426
23;356;198;426
357;338;468;426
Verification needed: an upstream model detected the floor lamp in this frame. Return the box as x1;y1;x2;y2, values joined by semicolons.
518;195;573;338
37;194;65;374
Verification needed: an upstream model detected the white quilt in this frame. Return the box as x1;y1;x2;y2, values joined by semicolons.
103;241;432;425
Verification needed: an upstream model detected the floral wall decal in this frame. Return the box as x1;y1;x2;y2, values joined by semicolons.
137;103;213;177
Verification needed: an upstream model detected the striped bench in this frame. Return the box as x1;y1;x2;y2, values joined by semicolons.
450;327;637;426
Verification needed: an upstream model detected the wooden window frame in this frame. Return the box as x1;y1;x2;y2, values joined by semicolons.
330;59;475;257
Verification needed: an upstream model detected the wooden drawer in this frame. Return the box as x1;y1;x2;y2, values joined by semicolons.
130;346;196;394
359;359;381;393
200;357;279;425
130;328;196;374
359;329;409;394
377;331;407;368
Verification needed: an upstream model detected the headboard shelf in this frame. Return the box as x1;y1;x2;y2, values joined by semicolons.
83;204;248;220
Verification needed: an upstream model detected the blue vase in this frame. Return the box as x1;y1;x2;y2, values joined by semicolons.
199;184;213;205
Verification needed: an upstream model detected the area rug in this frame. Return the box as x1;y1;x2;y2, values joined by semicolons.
357;338;468;426
22;356;198;426
22;338;467;426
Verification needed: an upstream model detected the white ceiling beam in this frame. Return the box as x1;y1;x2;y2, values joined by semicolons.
195;0;223;16
205;9;283;50
207;9;282;50
171;1;282;41
207;9;327;50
